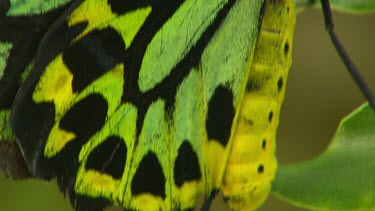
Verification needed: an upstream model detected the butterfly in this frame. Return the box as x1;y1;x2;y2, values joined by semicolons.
0;0;373;210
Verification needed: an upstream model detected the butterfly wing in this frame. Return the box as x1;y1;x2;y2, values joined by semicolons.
8;0;269;210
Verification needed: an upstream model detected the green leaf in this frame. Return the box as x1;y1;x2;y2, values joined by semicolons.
273;103;375;210
296;0;375;13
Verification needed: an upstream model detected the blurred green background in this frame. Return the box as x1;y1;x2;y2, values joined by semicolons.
0;8;374;211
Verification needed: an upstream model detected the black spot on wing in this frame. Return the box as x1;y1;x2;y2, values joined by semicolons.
206;85;235;147
268;111;273;123
85;136;127;179
62;28;125;92
284;41;289;57
174;141;201;187
131;151;165;198
262;139;266;150
59;94;108;141
277;77;283;92
258;164;264;174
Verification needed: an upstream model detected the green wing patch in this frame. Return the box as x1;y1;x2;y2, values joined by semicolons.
1;0;295;210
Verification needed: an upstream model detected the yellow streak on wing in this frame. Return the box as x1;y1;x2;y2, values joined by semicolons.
32;55;75;118
109;8;152;48
222;0;296;210
44;127;76;158
177;181;201;209
68;0;113;27
68;0;151;48
130;193;166;211
205;140;226;188
75;170;121;199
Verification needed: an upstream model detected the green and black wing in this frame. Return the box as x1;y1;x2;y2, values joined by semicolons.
0;0;73;178
0;0;294;210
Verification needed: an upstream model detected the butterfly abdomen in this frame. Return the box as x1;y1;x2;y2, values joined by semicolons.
222;0;295;210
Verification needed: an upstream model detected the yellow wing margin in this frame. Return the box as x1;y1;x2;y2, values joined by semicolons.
222;0;296;210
